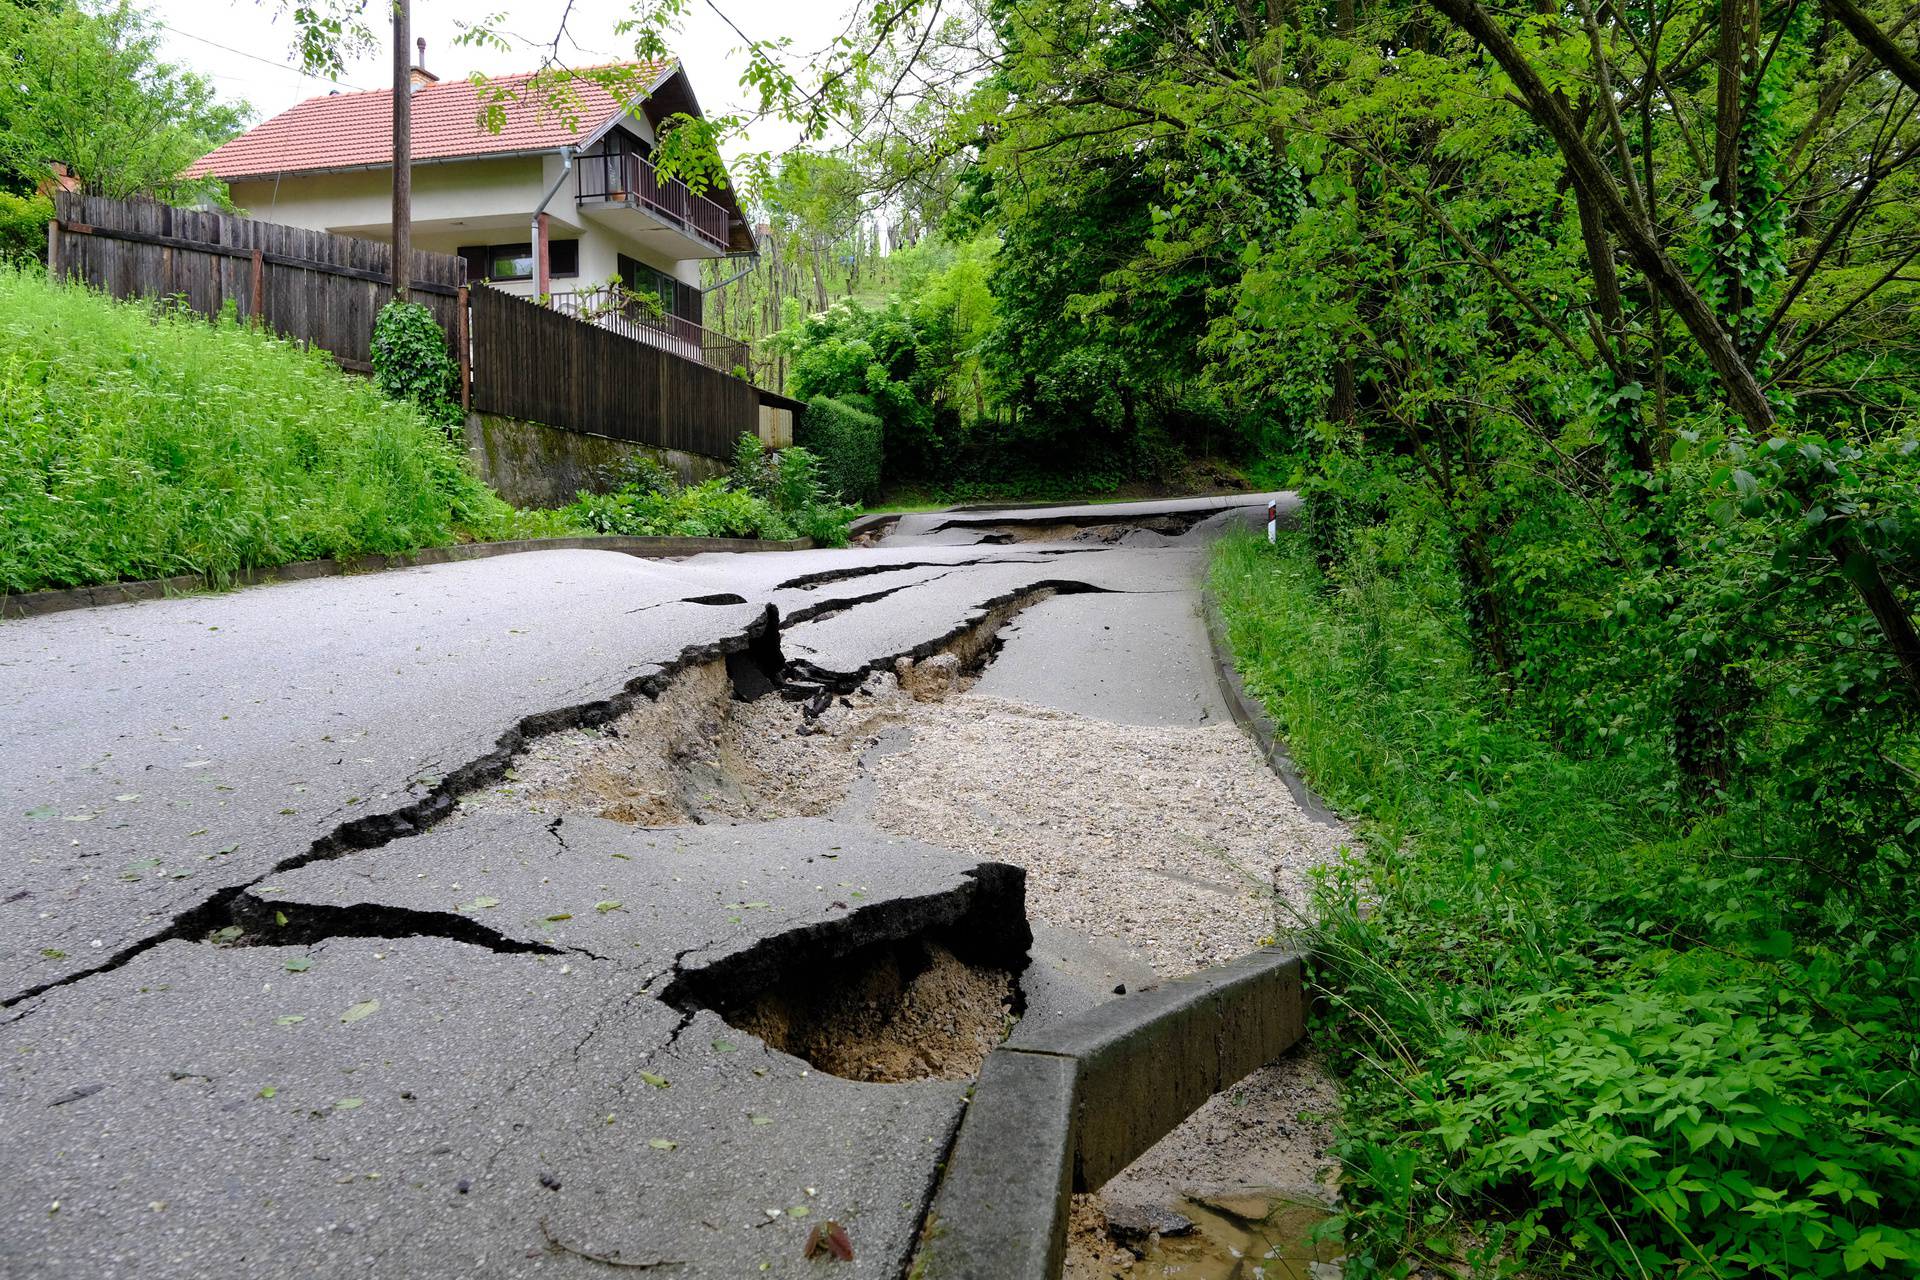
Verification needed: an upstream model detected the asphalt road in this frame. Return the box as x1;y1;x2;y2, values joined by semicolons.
0;493;1285;1280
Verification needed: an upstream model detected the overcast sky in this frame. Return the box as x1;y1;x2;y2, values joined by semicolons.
145;0;861;164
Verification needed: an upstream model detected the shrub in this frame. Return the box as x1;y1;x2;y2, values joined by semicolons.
0;192;51;264
0;269;551;592
1210;529;1920;1280
797;394;883;503
567;434;853;546
370;300;460;427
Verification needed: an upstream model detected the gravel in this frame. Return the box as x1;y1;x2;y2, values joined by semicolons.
860;690;1341;977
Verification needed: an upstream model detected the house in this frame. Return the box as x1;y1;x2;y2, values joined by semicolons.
185;51;756;364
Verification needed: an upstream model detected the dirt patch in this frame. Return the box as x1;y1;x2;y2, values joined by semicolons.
1065;1052;1341;1276
725;940;1018;1083
459;658;863;825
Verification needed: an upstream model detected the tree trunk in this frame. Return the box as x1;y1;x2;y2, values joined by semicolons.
1425;0;1920;708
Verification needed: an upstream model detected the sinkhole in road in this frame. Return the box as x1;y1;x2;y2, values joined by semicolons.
660;863;1032;1084
462;586;1071;828
450;592;1071;1082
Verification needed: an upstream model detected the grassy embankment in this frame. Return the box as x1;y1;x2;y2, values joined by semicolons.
0;268;575;594
1210;530;1917;1279
0;271;852;595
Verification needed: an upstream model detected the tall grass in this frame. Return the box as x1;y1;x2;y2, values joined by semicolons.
0;269;557;593
1210;531;1919;1280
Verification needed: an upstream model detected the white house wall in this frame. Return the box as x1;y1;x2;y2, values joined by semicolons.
227;150;701;295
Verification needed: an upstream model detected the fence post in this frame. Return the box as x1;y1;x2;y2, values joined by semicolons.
456;285;471;412
46;219;61;281
251;249;265;325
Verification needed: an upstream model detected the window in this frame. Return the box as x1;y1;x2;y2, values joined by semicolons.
458;239;577;283
617;253;677;314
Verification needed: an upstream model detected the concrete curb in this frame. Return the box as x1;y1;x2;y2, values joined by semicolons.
914;947;1307;1280
1200;590;1344;828
0;534;815;621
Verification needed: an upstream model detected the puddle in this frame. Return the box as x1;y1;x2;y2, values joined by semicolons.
1077;1193;1338;1280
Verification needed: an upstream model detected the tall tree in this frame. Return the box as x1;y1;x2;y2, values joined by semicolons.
0;0;247;199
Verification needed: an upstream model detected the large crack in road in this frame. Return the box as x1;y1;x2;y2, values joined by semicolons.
2;494;1336;1279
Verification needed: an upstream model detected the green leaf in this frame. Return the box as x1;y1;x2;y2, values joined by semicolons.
283;956;312;973
648;1138;677;1151
638;1071;670;1089
275;1015;305;1026
334;1097;363;1110
340;999;380;1024
594;900;622;913
257;1086;277;1098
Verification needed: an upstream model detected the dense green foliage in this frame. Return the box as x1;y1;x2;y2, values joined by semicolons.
0;191;49;263
1215;529;1919;1277
797;395;884;504
0;270;557;593
566;435;854;546
0;0;245;202
887;0;1920;1270
370;301;462;428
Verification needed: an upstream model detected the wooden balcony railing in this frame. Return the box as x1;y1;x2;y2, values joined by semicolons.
546;286;753;378
576;150;733;253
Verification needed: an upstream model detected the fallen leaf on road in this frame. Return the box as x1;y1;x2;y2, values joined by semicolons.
647;1138;676;1151
284;957;311;973
341;1000;379;1024
335;1097;362;1110
638;1071;669;1089
803;1221;854;1262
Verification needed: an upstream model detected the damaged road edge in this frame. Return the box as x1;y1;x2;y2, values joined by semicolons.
1;606;786;1011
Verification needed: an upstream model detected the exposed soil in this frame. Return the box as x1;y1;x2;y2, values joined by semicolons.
458;658;861;825
1068;1049;1342;1276
456;607;1344;1251
725;940;1017;1083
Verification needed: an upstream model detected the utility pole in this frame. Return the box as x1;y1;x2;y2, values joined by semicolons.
390;0;412;301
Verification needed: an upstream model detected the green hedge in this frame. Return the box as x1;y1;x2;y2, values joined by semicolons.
796;394;882;504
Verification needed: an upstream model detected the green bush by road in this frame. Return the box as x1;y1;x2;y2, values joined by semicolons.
1211;530;1918;1279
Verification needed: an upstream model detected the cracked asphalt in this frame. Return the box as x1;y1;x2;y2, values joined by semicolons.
0;492;1294;1279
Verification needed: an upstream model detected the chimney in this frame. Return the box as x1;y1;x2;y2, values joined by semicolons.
409;37;438;90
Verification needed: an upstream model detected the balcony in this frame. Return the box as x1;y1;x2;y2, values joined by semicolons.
576;150;738;259
547;286;753;378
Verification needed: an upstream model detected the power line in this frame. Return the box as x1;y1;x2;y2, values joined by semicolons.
155;20;369;94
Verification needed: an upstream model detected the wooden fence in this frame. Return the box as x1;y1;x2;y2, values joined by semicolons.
48;194;760;460
49;192;466;372
468;284;755;460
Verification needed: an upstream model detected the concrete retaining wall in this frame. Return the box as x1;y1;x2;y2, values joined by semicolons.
463;412;728;510
914;947;1307;1279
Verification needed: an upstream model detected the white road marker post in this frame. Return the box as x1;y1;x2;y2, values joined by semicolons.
1266;500;1278;545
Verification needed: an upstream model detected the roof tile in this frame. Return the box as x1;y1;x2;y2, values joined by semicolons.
187;61;675;181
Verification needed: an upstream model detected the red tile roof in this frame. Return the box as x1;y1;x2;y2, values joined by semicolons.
186;61;676;181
